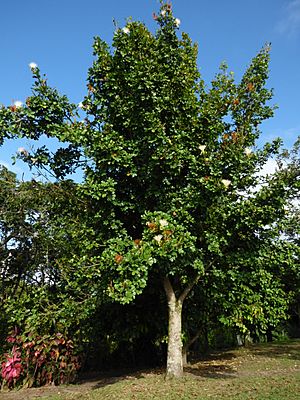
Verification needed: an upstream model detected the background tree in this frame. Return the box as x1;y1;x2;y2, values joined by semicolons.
0;2;298;378
274;139;300;337
0;168;101;348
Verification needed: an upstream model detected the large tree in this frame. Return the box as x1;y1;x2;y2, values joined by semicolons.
0;2;298;377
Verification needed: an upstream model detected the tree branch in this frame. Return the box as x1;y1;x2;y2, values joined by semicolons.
178;274;201;303
178;259;215;303
0;233;15;249
163;276;176;303
184;327;202;351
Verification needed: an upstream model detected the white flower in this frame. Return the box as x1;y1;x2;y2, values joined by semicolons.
161;10;166;17
159;219;168;227
154;234;163;242
174;18;181;27
199;145;206;153
17;147;28;156
14;101;23;108
78;101;84;109
29;62;38;70
244;147;252;156
221;179;231;188
122;27;130;34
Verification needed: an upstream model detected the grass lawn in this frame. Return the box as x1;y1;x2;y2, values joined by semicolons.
1;340;299;400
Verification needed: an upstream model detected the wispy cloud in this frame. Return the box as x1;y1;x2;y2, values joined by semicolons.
259;126;300;149
279;126;300;146
277;0;300;36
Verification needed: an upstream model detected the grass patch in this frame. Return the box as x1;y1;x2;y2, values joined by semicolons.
1;340;299;400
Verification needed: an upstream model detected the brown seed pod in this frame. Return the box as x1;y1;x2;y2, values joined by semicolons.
247;82;254;91
231;132;238;142
114;254;123;264
146;222;157;230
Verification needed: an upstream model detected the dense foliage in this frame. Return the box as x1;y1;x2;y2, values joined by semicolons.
1;329;79;389
0;1;299;383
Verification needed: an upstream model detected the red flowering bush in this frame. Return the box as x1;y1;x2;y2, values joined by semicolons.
0;329;80;389
1;346;23;388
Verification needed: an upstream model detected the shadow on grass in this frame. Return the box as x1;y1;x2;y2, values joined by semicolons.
76;353;238;391
184;351;238;379
69;341;300;391
249;339;300;361
76;367;164;390
75;350;242;391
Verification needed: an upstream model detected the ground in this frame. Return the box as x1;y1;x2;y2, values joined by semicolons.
1;340;299;400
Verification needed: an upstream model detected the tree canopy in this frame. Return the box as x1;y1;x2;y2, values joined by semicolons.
0;1;299;379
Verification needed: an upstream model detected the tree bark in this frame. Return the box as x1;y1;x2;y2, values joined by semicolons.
163;274;201;378
163;277;183;378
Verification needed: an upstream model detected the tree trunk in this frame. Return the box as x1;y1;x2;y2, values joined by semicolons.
182;328;202;366
236;334;244;346
163;277;183;378
163;274;201;378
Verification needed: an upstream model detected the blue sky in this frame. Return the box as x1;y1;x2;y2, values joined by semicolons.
0;0;299;180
